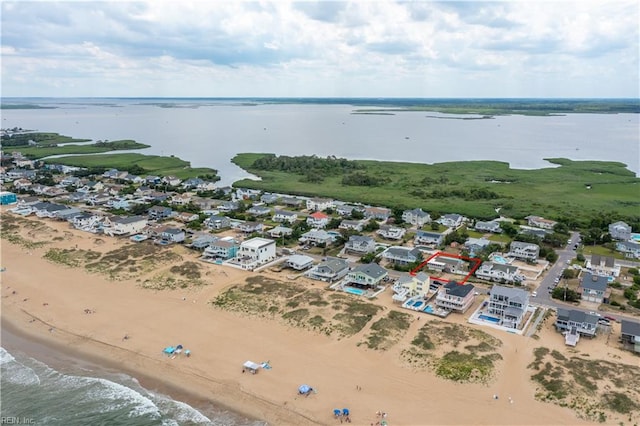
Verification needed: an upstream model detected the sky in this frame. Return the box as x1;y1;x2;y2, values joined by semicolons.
1;0;639;98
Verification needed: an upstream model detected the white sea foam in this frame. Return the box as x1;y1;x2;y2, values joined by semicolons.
0;347;41;386
0;347;16;364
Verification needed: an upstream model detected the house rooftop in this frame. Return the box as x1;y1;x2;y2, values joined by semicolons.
621;319;640;336
242;237;275;249
351;263;387;279
557;308;599;325
580;273;609;292
443;281;474;298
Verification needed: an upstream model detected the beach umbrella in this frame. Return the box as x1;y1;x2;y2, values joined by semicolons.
333;409;342;417
176;344;183;350
298;384;311;394
342;408;350;416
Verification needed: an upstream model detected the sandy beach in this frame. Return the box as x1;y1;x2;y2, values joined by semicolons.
2;215;638;426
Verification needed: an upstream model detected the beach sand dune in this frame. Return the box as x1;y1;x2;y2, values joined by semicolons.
2;216;637;425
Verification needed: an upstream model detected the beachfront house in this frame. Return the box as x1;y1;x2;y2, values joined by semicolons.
487;285;530;329
437;213;465;228
435;281;475;313
202;239;240;261
344;263;388;289
273;210;299;224
507;241;540;262
377;225;406;240
393;272;432;299
344;235;376;255
402;208;431;227
189;234;219;250
306;211;330;228
102;215;147;236
608;221;632;241
414;230;444;247
284;254;315;271
69;212;103;231
158;228;186;244
232;237;277;270
616;241;640;259
0;191;17;205
555;308;598;340
475;262;520;284
306;258;350;282
382;247;422;266
526;215;557;230
620;320;640;354
474;220;502;233
306;197;334;212
299;229;336;246
204;215;231;230
585;255;620;278
579;273;610;304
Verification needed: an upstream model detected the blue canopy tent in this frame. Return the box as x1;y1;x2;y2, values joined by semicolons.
163;346;176;355
298;384;312;395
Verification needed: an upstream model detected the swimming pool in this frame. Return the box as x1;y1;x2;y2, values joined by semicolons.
412;300;424;308
423;305;434;313
344;287;365;296
632;233;640;242
479;314;500;323
493;255;508;264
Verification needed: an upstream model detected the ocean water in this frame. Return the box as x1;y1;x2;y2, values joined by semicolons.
1;98;638;185
0;347;266;426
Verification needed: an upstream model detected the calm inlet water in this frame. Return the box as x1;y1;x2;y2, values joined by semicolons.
2;98;638;185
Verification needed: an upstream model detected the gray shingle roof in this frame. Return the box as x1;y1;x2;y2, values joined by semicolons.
352;263;387;279
621;319;640;337
580;273;609;291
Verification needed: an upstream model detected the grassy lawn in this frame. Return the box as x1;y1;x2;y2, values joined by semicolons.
581;246;630;261
43;153;218;179
232;154;640;223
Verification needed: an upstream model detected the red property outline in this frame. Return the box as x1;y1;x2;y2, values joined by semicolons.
410;251;482;285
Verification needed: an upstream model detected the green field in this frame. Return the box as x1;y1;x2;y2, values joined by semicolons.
43;153;218;179
232;154;640;223
4;140;150;158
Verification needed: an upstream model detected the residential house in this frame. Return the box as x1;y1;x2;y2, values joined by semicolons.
6;169;36;180
79;181;104;193
508;241;540;262
306;197;334;212
377;225;406;240
247;205;271;217
414;230;445;247
108;197;131;210
344;235;376;255
585;255;620;278
237;221;263;234
204;215;231;230
16;196;40;209
616;241;640;259
620;319;640;353
170;193;192;207
102;169;126;180
32;202;72;218
285;254;315;271
273;210;299;224
339;219;364;232
364;206;392;221
181;178;204;190
608;221;632;241
148;205;173;220
196;181;217;192
474;220;502;233
103;215;147;236
268;225;293;238
218;201;240;212
336;204;364;216
427;256;467;274
55;207;83;221
123;174;144;184
437;213;465;228
519;226;550;239
464;237;492;255
307;211;330;229
162;176;182;187
145;175;162;185
299;229;336;246
0;191;18;206
382;247;422;266
475;262;521;284
580;273;610;304
526;215;557;230
12;178;33;191
402;208;431;227
260;193;280;204
487;285;530;329
202;239;240;261
234;237;277;270
235;188;261;200
344;263;388;289
555;309;598;341
392;272;431;302
281;197;304;208
158;228;186;244
190;196;217;212
69;212;103;232
189;234;219;250
59;176;81;187
176;212;199;223
306;258;350;282
435;281;475;313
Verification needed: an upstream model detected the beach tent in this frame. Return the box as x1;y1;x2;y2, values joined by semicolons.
163;346;176;355
298;384;312;395
243;361;261;374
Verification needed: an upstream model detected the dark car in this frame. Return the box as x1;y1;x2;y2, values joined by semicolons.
604;315;617;322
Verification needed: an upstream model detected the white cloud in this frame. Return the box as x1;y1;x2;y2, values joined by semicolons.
1;0;638;97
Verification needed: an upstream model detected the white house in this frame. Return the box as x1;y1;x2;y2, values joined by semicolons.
435;282;475;313
437;214;465;228
273;210;299;224
474;220;502;233
285;254;315;271
402;208;431;227
585;254;620;278
377;225;406;240
233;237;276;270
609;221;632;241
306;211;330;228
508;241;540;262
299;229;336;246
382;246;422;266
103;215;147;236
414;230;445;246
306;197;334;212
306;258;350;282
526;215;557;230
344;263;388;288
475;262;521;283
487;285;530;329
344;235;376;255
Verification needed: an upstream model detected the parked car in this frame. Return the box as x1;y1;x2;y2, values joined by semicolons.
588;311;601;317
531;291;537;297
603;315;618;322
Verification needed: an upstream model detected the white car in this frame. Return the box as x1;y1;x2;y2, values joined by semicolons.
531;291;537;297
588;311;601;317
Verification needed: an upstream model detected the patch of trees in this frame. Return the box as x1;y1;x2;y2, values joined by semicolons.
551;287;580;302
341;172;390;187
409;187;500;200
0;132;89;147
251;154;363;177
